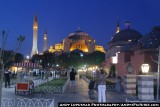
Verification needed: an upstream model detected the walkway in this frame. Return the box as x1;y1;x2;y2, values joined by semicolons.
31;76;140;106
2;76;160;107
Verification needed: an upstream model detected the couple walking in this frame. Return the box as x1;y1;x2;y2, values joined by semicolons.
68;67;107;103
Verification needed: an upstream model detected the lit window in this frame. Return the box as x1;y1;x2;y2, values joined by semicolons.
112;56;117;64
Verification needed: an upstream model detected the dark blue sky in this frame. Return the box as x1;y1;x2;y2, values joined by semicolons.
0;0;160;56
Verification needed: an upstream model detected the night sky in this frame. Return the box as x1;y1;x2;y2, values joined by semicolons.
0;0;160;57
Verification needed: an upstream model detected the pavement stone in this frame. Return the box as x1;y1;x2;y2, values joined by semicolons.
2;76;160;107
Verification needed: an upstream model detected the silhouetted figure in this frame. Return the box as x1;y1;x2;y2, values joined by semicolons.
69;68;77;93
41;71;44;80
4;69;11;88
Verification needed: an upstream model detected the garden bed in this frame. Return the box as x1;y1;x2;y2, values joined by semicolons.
34;77;69;93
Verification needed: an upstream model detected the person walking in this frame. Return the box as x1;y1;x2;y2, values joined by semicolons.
23;71;28;82
41;70;44;80
69;68;77;93
97;69;107;102
4;69;11;88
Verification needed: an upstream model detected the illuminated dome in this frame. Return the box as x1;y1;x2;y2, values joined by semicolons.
68;30;92;40
49;29;105;54
110;29;142;43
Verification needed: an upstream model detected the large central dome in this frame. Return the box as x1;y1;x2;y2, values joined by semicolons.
68;30;92;40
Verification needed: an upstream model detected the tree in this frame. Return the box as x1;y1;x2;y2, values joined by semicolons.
57;53;70;69
68;51;83;69
14;53;24;63
31;51;57;69
0;31;25;106
1;50;24;68
86;51;105;66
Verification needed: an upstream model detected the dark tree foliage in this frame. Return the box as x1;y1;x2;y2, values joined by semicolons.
86;51;105;66
30;50;105;70
57;53;69;68
1;50;24;68
32;52;56;69
14;53;24;63
68;51;82;68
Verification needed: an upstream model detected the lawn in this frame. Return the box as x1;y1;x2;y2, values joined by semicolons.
36;77;68;87
34;77;68;93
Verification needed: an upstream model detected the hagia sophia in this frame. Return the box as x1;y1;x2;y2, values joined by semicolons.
31;16;160;78
31;16;105;57
48;28;105;54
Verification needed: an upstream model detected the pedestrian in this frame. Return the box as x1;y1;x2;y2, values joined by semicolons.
97;69;107;102
69;68;77;93
17;71;23;82
41;70;44;80
4;69;11;88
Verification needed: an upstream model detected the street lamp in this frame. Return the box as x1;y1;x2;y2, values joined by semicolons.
25;55;29;62
138;63;154;101
127;63;133;74
26;55;29;59
141;64;150;74
156;45;160;101
80;53;83;57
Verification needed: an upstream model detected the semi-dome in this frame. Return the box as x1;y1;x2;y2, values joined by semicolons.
68;30;92;40
110;29;142;43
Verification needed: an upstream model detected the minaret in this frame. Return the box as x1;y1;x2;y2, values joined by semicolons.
31;16;38;57
116;20;120;33
43;29;47;52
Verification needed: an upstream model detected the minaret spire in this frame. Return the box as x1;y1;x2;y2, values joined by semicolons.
77;26;80;31
31;15;38;57
43;29;48;52
116;20;120;33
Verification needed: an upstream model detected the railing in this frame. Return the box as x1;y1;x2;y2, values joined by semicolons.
34;77;53;87
106;85;115;91
34;78;69;93
1;98;54;107
34;86;62;93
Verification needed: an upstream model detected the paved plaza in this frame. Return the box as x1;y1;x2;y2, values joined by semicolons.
2;76;160;107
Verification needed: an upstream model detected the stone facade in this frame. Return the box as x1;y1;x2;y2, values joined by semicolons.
124;74;137;95
138;75;154;101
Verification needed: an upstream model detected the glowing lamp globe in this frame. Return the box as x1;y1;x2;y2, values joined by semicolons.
141;64;150;74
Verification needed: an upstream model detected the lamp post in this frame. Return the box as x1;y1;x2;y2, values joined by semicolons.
141;64;150;74
157;45;160;101
127;63;133;74
93;70;95;80
26;55;29;60
0;32;5;107
138;63;154;101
